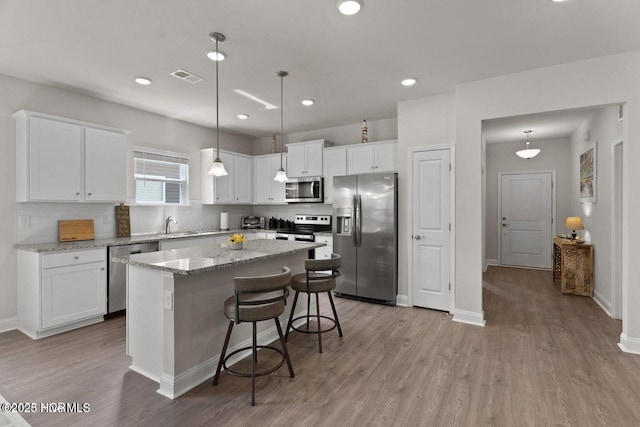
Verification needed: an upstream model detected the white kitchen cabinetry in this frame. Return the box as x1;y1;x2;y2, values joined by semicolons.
18;248;107;339
346;140;397;175
201;149;253;205
233;154;253;204
253;153;287;204
314;235;333;260
286;139;325;178
14;110;128;203
323;146;347;204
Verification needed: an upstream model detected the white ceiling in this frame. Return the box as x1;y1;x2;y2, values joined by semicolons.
1;0;638;139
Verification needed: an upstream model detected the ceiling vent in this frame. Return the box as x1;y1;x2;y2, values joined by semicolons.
170;69;204;84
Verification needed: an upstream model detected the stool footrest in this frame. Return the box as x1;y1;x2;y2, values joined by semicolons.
222;345;286;378
289;315;338;335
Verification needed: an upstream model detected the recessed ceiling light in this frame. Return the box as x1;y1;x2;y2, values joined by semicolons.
206;50;226;61
401;78;417;86
237;114;249;120
337;0;363;15
302;99;315;106
551;0;567;2
134;77;152;85
233;89;278;110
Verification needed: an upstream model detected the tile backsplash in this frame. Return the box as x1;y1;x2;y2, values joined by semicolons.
16;202;252;244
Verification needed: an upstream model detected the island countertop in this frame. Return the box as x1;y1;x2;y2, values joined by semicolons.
113;238;324;276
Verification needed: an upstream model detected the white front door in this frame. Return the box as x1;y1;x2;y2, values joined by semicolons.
411;149;451;311
500;172;553;269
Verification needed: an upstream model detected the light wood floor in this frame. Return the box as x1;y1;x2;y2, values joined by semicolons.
2;267;640;426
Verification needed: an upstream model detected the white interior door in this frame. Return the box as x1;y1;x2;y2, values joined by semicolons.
411;149;451;311
500;172;553;269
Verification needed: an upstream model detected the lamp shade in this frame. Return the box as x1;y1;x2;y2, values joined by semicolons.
565;217;584;230
516;148;541;159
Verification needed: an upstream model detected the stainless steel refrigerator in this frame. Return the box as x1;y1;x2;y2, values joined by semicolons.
333;172;397;304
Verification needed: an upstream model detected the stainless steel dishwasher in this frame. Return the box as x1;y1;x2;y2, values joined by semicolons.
108;242;159;314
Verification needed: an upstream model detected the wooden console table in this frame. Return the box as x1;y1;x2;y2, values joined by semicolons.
552;237;594;297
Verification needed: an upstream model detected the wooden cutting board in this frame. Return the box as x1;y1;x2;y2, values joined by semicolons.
115;203;131;237
58;219;95;242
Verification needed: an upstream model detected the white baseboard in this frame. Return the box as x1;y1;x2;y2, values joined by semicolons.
484;259;498;272
593;291;613;317
451;308;486;327
0;317;17;334
395;294;409;307
618;332;640;355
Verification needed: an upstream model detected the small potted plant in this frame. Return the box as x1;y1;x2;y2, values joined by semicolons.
228;233;247;250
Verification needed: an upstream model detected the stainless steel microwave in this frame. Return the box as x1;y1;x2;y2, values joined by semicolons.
285;177;324;203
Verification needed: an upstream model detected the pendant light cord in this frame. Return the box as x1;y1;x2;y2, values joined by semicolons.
216;37;220;160
280;73;284;166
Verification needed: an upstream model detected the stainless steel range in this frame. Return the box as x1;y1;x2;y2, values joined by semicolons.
274;214;331;242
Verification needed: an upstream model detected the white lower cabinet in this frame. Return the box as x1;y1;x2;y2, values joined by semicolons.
18;248;107;339
314;235;333;260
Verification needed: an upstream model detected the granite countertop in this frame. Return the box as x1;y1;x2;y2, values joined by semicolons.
113;239;324;276
14;229;277;253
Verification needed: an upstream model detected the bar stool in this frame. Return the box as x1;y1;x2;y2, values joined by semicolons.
213;266;294;406
285;254;342;353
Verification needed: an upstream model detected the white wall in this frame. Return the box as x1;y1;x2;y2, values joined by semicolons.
454;50;640;350
484;137;572;264
397;93;457;300
0;73;254;325
570;106;622;314
251;117;398;155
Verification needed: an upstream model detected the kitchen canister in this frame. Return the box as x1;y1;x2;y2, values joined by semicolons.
220;212;229;231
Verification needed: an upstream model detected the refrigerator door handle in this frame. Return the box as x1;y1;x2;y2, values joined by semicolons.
353;195;358;246
357;194;363;247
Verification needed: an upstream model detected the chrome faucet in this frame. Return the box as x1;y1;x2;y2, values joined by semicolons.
165;216;177;234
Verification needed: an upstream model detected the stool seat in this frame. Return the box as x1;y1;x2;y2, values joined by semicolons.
291;272;336;293
213;266;294;406
285;254;343;353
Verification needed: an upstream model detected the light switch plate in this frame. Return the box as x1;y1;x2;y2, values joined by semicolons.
164;291;173;310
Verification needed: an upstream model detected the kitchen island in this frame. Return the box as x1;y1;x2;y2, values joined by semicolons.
113;239;324;399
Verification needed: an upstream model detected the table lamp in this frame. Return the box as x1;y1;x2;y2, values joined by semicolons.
565;216;584;240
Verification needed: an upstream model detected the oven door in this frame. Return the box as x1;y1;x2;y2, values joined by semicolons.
285;177;324;203
275;233;293;241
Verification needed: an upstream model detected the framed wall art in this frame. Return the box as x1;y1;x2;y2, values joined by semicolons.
580;142;597;203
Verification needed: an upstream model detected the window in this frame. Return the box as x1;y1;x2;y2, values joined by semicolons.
134;148;189;205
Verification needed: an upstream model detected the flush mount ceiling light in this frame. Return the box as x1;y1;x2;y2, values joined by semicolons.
302;99;315;106
516;130;541;159
237;114;249;120
206;50;226;61
401;78;417;86
274;71;289;182
208;32;228;177
337;0;363;15
134;77;152;85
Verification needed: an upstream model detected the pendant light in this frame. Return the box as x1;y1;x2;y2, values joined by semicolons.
208;32;228;176
274;71;289;182
516;130;541;159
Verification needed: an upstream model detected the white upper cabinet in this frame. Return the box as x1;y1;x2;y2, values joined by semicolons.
14;111;128;203
323;146;347;204
233;153;253;204
253;153;287;204
84;127;127;202
286;139;325;178
346;140;397;175
200;149;253;205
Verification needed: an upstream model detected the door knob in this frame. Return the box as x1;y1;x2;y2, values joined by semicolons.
414;235;422;240
502;223;508;227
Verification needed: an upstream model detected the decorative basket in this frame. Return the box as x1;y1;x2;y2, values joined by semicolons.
229;242;243;250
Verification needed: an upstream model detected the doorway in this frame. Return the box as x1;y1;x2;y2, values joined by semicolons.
611;138;623;319
499;171;554;269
